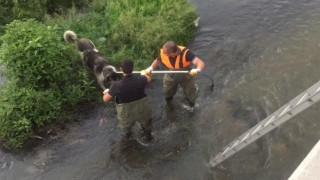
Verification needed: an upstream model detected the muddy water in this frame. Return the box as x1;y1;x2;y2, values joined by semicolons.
2;0;320;179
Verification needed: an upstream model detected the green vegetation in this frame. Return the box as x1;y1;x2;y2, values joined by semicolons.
48;0;197;67
0;0;197;148
0;19;97;148
0;0;90;34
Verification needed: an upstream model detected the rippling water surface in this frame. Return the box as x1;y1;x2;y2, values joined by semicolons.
1;0;320;179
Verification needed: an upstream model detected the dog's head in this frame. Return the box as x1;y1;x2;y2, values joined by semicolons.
103;65;121;82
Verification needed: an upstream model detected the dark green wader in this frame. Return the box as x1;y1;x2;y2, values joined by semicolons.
115;97;152;136
163;73;197;106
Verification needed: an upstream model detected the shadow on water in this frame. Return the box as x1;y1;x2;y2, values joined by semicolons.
2;0;320;179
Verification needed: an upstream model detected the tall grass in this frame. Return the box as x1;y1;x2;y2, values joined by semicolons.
48;0;197;68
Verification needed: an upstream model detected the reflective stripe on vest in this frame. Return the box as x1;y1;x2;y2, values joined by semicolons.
160;46;191;69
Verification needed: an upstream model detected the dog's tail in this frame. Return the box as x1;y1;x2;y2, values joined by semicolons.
63;30;78;43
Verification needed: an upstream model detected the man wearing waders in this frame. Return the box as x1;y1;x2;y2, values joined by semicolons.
144;41;205;110
103;59;153;142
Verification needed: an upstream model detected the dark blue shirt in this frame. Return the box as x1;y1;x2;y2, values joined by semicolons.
108;74;148;104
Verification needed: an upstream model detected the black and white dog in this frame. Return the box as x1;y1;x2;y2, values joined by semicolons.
63;30;119;90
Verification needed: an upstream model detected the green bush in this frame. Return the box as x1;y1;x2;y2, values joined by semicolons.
0;81;61;148
0;19;96;148
0;84;32;148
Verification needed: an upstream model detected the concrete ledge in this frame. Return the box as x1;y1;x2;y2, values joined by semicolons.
289;139;320;180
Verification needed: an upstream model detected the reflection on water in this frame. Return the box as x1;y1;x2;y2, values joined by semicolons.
1;0;320;179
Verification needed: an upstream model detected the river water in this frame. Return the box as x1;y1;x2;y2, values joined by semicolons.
1;0;320;179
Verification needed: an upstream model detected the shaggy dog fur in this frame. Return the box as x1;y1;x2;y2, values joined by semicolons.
63;30;119;90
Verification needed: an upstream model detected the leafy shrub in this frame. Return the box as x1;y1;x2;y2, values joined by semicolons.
0;19;96;147
0;83;31;148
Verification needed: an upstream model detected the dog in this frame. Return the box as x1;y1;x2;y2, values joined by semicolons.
63;30;119;90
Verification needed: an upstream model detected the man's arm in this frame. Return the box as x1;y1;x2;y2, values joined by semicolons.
150;59;159;69
144;59;159;75
192;57;205;72
189;56;205;76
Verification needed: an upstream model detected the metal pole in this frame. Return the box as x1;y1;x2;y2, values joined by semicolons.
116;70;214;93
116;71;189;74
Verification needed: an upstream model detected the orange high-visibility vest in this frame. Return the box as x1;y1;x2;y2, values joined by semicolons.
159;46;191;69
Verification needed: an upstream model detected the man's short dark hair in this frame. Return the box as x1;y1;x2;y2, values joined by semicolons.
121;59;134;74
163;41;178;54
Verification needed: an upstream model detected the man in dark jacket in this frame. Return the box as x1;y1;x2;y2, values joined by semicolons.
103;59;153;142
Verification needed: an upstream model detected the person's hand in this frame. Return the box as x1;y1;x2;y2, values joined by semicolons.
189;68;200;76
141;70;147;76
142;66;153;76
103;89;109;94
